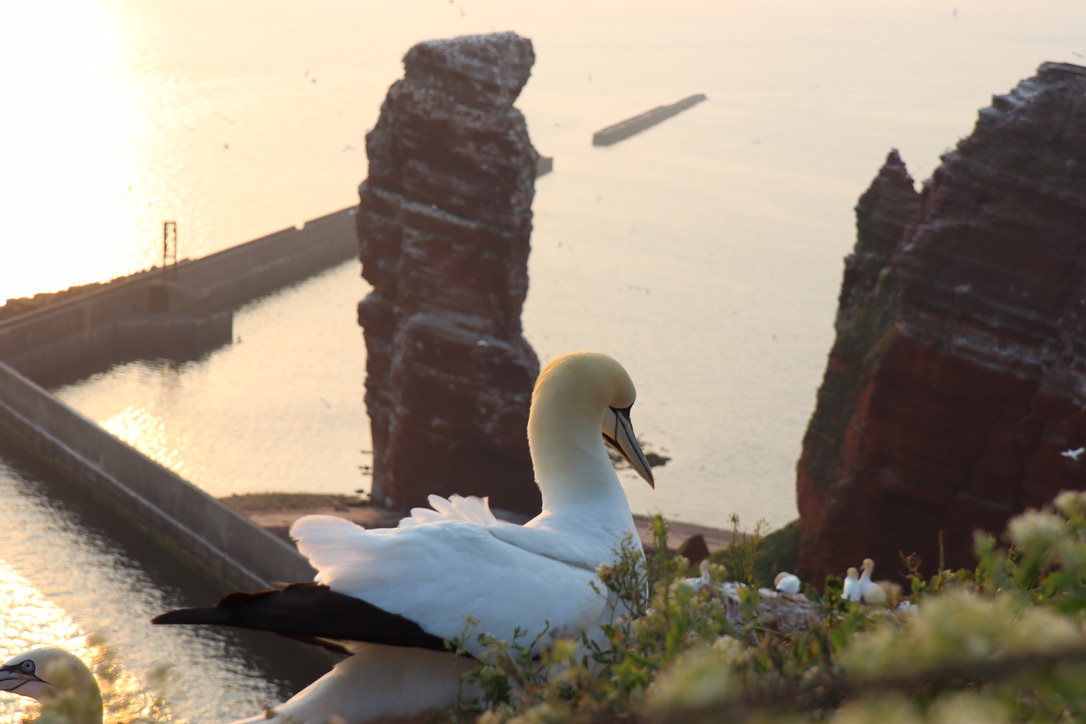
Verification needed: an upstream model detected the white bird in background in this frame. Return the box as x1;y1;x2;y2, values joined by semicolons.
0;647;103;724
155;351;656;724
1061;447;1085;462
858;558;888;605
842;566;861;602
774;571;801;595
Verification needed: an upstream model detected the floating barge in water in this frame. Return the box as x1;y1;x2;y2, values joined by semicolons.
592;93;708;146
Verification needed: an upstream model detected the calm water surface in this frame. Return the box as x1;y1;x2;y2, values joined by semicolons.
3;0;1085;717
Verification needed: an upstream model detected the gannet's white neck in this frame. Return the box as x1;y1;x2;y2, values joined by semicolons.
532;406;628;513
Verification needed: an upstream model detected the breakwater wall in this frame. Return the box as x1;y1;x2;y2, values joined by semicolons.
0;207;359;590
0;360;316;590
592;94;708;146
0;207;358;386
163;207;359;312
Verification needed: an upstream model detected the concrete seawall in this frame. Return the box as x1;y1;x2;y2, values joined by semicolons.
592;94;708;147
161;207;359;312
0;207;358;386
0;207;359;590
0;361;317;589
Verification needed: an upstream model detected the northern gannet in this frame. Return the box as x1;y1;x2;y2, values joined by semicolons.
841;566;861;602
0;647;103;724
773;571;801;595
859;558;888;605
154;351;656;724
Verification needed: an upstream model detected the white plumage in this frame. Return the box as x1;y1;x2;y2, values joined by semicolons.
858;557;888;605
159;351;655;724
841;566;861;602
289;501;613;653
0;647;102;724
773;571;801;595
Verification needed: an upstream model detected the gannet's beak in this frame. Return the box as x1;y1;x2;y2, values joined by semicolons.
603;406;655;488
0;660;44;693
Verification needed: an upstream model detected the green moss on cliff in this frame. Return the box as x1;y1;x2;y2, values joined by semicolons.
803;271;900;492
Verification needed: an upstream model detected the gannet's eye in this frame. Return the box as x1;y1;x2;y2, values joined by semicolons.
19;660;34;674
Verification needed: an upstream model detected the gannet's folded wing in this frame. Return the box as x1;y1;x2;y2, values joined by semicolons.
399;494;500;528
399;494;637;572
290;515;606;653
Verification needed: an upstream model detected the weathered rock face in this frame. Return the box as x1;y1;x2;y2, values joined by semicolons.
798;62;1086;584
355;32;542;515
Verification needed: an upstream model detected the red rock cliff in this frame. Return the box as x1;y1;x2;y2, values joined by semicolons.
798;62;1086;583
355;32;541;515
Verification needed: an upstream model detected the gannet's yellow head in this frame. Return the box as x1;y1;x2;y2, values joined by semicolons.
0;647;102;722
529;351;654;488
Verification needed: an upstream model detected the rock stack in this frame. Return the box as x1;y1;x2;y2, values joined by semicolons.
798;62;1086;583
355;32;542;515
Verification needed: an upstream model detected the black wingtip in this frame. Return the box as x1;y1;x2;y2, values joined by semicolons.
152;608;230;626
151;583;449;652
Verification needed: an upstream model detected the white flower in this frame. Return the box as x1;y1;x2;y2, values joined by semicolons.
1006;509;1066;552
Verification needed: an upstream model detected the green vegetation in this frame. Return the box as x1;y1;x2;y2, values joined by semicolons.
443;492;1086;723
801;269;900;493
24;495;1086;723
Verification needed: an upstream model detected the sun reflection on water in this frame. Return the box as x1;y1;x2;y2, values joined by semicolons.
99;406;190;478
0;561;84;662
